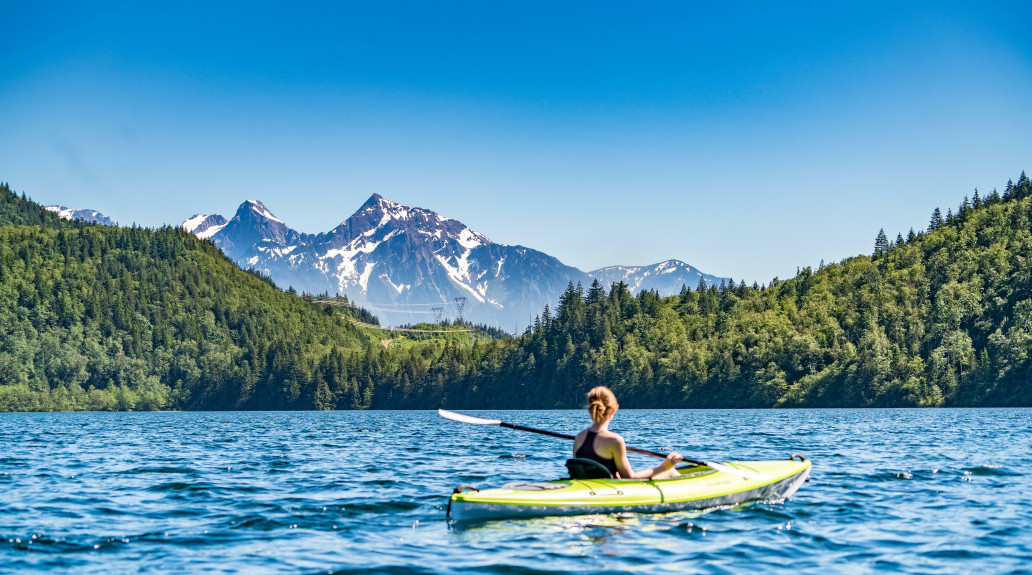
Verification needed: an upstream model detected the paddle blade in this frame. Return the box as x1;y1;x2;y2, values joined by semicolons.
438;409;502;426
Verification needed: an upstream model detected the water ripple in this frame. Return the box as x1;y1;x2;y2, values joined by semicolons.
1;409;1030;573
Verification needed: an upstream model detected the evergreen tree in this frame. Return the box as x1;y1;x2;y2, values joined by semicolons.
586;278;605;306
1017;171;1030;198
873;228;889;257
929;207;943;230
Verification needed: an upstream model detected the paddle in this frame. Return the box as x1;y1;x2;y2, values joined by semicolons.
437;409;765;480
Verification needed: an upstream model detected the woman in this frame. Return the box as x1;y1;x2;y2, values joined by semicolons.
572;386;683;480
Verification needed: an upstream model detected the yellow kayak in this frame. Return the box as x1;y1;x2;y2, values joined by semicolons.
448;457;811;522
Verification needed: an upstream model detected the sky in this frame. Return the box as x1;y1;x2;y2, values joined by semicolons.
2;1;1031;283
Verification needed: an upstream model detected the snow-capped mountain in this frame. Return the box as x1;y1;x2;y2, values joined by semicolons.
588;260;721;295
44;205;116;226
184;195;725;331
181;214;228;239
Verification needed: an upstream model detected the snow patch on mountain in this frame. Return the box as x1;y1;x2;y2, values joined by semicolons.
180;195;725;331
182;214;229;239
182;214;208;232
457;228;485;250
244;200;283;224
44;205;116;226
358;262;376;294
198;224;226;239
588;260;718;294
382;275;410;294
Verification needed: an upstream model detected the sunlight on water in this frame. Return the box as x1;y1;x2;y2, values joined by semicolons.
1;409;1030;573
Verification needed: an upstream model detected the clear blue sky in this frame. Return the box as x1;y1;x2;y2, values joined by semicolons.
3;1;1031;283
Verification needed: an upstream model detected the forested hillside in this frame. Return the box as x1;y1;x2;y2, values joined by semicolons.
2;172;1031;411
369;172;1032;408
0;183;380;410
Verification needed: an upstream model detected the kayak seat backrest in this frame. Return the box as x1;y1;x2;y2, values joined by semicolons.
566;458;613;479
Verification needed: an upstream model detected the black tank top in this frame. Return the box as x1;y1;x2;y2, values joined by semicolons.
575;431;619;477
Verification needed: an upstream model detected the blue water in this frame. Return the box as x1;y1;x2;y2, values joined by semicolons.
1;409;1030;573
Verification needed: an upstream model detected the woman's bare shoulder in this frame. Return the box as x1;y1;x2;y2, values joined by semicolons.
596;431;625;447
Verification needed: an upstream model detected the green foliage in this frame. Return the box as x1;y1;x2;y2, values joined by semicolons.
367;170;1032;409
3;172;1032;411
0;187;371;411
0;183;79;228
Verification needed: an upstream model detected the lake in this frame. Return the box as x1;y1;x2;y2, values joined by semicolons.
1;409;1030;573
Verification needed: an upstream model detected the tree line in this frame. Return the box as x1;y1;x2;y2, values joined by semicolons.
1;172;1031;411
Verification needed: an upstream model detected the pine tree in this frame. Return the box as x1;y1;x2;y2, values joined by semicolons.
1017;171;1030;198
907;228;917;243
873;229;889;257
586;278;605;306
929;208;943;230
895;233;904;247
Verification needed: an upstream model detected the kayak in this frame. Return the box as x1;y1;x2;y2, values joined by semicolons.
447;456;811;522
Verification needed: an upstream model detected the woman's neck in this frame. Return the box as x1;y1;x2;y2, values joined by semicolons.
590;419;611;433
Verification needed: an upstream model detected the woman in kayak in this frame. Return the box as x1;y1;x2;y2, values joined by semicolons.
573;386;683;479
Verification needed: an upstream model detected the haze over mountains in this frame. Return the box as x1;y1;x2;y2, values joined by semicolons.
179;195;724;331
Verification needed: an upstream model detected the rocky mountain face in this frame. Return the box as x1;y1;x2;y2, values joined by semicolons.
181;214;228;239
44;206;116;226
183;195;726;332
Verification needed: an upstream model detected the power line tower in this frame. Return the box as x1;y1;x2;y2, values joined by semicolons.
431;306;444;324
453;297;467;324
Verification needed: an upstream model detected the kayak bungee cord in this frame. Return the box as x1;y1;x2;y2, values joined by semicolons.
437;409;767;480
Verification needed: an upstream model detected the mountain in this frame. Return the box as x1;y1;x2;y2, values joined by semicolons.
44;205;116;226
588;260;723;295
8;171;1032;411
184;195;725;331
182;213;228;239
0;182;375;412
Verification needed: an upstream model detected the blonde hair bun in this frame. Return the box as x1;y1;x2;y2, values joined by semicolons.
586;386;618;424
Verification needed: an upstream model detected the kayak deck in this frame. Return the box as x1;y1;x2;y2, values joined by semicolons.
448;458;811;522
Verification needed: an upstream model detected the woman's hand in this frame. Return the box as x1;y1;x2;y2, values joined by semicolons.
663;451;683;469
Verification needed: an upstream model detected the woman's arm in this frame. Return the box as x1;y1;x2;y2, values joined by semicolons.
611;436;682;479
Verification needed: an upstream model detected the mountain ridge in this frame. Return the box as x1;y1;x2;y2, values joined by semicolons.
44;205;116;226
181;194;724;331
